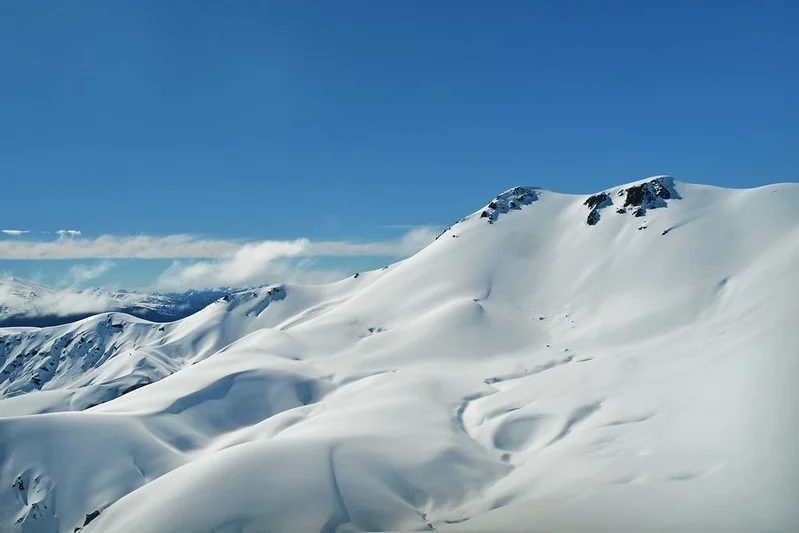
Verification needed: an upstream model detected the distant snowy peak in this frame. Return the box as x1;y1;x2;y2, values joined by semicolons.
0;284;288;405
0;278;243;327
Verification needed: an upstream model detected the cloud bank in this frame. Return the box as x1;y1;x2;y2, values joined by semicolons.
0;227;442;290
0;228;439;261
0;280;134;319
156;227;440;289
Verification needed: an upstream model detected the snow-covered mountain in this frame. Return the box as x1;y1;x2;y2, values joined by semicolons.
1;177;797;533
0;278;239;327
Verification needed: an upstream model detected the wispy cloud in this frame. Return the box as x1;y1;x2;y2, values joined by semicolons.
155;227;440;289
1;229;29;236
0;234;241;259
0;227;441;261
63;261;117;288
0;227;442;290
0;280;132;318
56;229;82;237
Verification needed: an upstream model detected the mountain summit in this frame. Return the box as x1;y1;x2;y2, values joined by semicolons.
1;178;797;533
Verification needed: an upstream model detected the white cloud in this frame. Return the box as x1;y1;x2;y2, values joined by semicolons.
63;261;117;288
0;280;130;318
0;234;241;259
1;230;29;236
155;227;440;290
0;227;442;290
0;227;441;261
156;239;309;289
56;229;82;237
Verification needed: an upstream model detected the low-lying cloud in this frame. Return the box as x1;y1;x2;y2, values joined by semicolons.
0;228;439;260
0;234;241;259
156;227;440;289
0;227;442;290
0;281;136;319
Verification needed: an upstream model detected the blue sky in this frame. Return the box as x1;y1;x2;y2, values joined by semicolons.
1;1;796;290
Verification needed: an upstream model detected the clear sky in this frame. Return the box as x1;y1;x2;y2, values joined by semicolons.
1;0;796;290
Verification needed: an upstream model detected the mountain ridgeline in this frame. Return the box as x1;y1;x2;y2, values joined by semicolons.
0;177;797;533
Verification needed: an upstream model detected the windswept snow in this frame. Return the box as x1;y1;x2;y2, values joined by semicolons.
1;178;798;533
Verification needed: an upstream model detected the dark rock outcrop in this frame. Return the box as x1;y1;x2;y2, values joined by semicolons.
584;193;611;210
480;187;540;223
583;192;612;226
84;510;100;526
618;177;678;217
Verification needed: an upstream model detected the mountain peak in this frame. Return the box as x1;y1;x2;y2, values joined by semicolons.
582;176;680;225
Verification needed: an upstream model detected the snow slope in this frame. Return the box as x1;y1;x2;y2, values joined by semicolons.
0;278;238;327
1;177;797;533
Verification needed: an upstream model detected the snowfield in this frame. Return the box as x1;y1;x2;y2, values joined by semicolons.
1;177;798;533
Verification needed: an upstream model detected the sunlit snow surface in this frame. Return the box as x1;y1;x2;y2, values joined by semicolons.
1;178;798;533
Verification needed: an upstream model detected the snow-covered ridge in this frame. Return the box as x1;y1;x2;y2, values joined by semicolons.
0;278;242;327
1;177;798;533
0;284;290;407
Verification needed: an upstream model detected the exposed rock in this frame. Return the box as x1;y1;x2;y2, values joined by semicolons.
616;208;626;214
84;510;100;526
619;177;678;217
583;192;612;226
480;187;540;223
584;192;611;210
623;183;655;207
651;179;672;199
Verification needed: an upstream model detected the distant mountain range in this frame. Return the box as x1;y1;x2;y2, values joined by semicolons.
0;277;242;327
